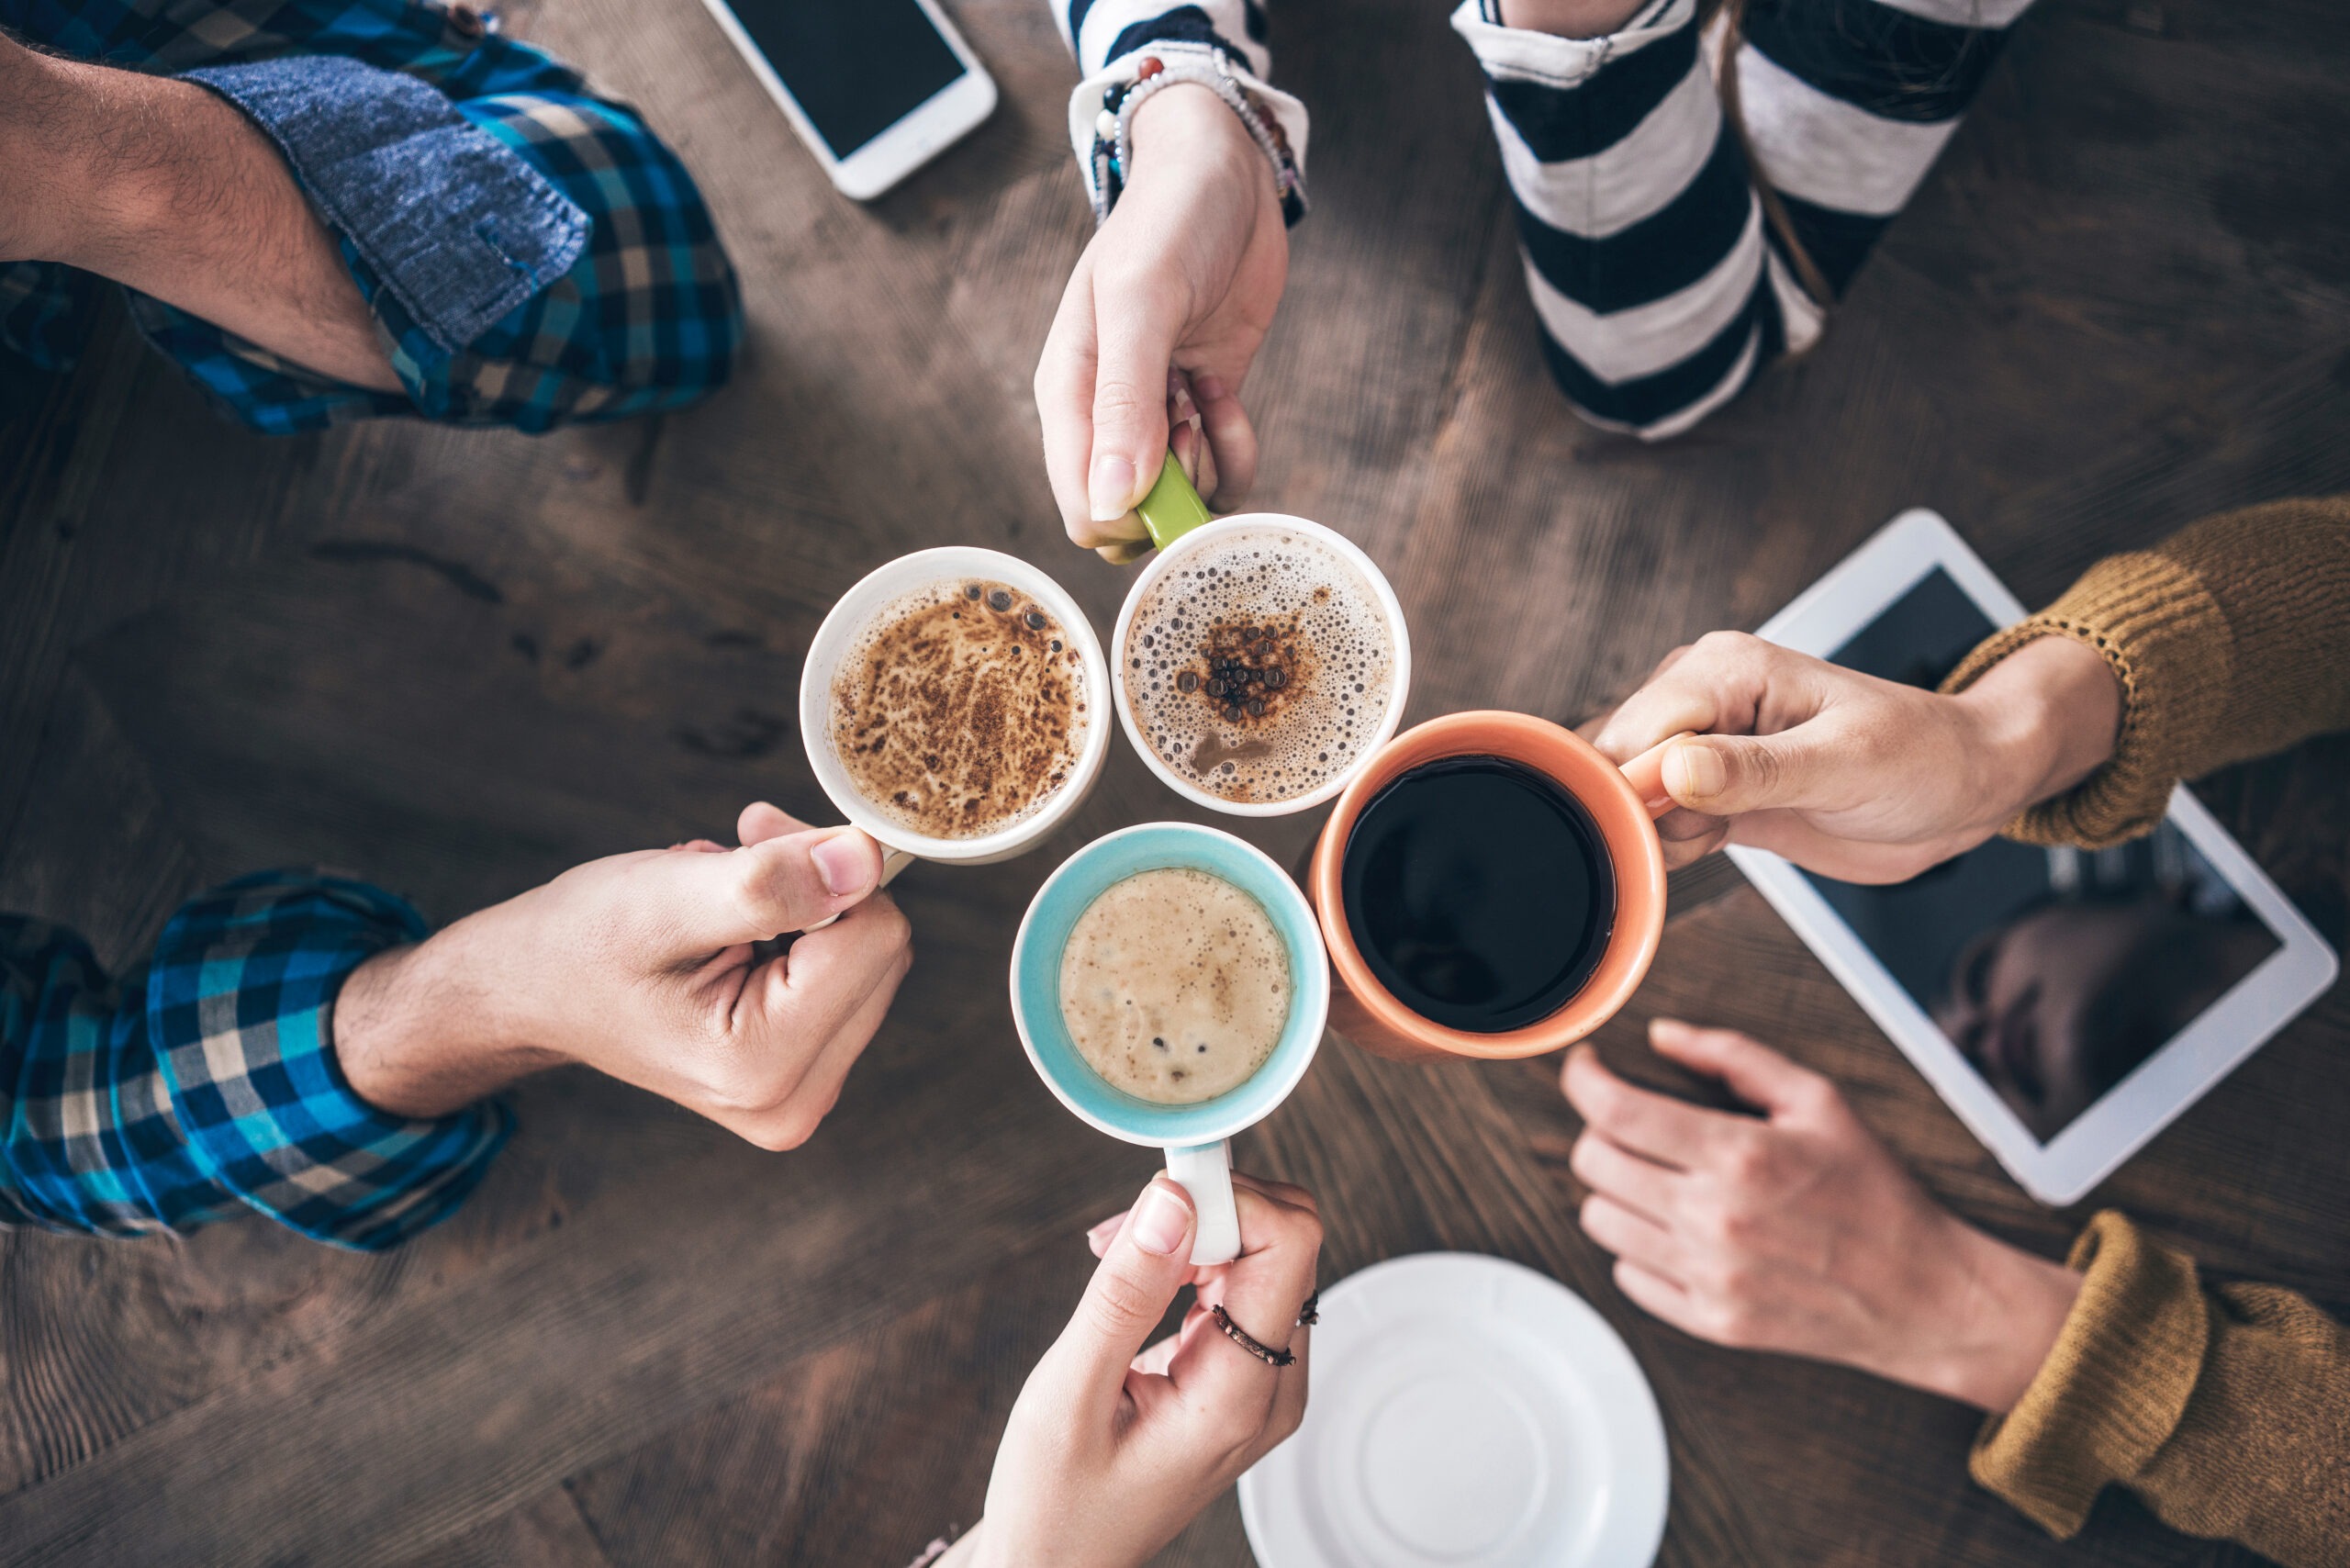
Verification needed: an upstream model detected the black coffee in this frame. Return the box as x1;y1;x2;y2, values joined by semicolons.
1339;756;1616;1033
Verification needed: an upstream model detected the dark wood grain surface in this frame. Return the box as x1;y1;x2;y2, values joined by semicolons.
3;0;2346;1562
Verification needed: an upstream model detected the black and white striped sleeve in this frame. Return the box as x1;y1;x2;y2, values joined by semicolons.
1732;0;2034;294
1453;0;2032;442
1057;0;1309;224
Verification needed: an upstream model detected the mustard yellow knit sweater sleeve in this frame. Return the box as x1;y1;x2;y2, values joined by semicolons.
1943;496;2350;847
1970;1214;2350;1566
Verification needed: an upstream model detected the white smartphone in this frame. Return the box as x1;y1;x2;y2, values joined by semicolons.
697;0;997;200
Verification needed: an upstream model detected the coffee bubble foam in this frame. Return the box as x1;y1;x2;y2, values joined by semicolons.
1123;527;1395;804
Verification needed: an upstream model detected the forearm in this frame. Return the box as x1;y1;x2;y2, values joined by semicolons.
1948;497;2350;847
1950;633;2123;828
0;879;508;1248
1972;1213;2350;1564
336;907;565;1119
0;38;398;390
1894;1219;2082;1413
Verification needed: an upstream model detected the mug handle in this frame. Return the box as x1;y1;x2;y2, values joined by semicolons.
1164;1139;1241;1266
1135;450;1214;552
1618;731;1699;820
801;846;917;933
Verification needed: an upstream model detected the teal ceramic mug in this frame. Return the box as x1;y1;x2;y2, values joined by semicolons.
1011;823;1329;1265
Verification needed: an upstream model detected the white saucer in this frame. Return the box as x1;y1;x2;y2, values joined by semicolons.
1237;1252;1669;1568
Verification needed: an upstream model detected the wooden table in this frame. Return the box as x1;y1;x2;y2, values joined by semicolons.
2;0;2345;1562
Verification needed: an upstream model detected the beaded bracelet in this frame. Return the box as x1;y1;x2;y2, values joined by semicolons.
1088;45;1306;228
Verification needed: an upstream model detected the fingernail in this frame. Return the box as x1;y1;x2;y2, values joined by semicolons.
1129;1180;1192;1256
1667;741;1725;802
811;832;873;897
1090;454;1137;523
1085;1214;1123;1248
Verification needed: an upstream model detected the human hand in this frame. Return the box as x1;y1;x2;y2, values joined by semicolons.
1580;631;2121;881
1036;82;1288;563
1563;1020;2078;1411
951;1170;1322;1568
336;801;912;1149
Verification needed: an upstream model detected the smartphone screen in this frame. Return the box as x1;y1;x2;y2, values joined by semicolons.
721;0;968;158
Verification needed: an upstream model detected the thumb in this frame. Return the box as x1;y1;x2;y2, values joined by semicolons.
1046;1177;1198;1408
654;827;882;949
1088;291;1184;525
1661;731;1834;817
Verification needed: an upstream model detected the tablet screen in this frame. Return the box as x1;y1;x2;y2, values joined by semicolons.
1798;568;2281;1142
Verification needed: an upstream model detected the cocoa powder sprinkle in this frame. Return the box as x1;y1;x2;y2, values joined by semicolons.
832;582;1086;840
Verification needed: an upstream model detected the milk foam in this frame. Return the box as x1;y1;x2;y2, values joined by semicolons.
1058;868;1292;1105
1124;527;1394;803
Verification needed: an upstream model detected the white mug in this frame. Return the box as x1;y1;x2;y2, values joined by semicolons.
798;547;1113;905
1110;501;1414;818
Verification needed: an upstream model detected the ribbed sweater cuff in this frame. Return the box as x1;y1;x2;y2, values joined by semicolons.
1969;1212;2210;1537
1943;551;2231;849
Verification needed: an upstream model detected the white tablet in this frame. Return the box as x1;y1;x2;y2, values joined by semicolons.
1726;510;2338;1205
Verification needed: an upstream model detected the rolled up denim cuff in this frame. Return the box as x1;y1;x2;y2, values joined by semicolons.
182;54;589;354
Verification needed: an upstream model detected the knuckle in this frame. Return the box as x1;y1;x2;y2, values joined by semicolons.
1578;1072;1624;1123
1209;1394;1270;1454
1567;1134;1605;1186
1718;1202;1768;1251
737;1106;820;1152
1691;629;1756;663
1707;1297;1759;1348
1715;1135;1771;1188
1690;1192;1740;1247
1085;1267;1164;1338
709;1053;804;1118
1091;375;1155;425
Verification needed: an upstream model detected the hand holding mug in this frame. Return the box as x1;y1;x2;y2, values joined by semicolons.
1580;631;2122;882
946;1171;1322;1568
338;802;912;1150
1035;81;1287;559
1562;1020;2079;1411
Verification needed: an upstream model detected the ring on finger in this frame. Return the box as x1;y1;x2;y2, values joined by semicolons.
1210;1304;1295;1367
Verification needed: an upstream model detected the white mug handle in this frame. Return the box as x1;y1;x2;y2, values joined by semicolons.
1165;1140;1240;1266
802;846;917;933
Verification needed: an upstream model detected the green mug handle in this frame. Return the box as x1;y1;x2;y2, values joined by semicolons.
1135;450;1214;552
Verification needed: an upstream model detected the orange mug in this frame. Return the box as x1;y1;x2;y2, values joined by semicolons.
1306;711;1681;1063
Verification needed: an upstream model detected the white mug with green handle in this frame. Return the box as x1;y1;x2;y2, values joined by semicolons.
1114;454;1415;818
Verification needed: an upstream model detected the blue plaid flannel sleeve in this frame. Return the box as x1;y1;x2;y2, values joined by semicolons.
0;0;742;434
0;873;510;1250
